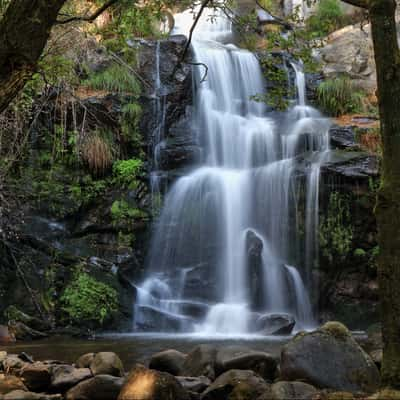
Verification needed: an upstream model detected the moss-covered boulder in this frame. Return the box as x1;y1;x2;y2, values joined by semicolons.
280;322;380;393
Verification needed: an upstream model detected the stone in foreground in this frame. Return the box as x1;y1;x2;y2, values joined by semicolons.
118;366;189;400
149;349;187;376
201;369;269;400
280;321;380;392
90;352;124;377
66;374;124;400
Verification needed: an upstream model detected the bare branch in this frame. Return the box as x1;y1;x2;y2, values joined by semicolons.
340;0;368;9
255;0;294;30
189;62;209;83
56;0;120;24
172;0;213;77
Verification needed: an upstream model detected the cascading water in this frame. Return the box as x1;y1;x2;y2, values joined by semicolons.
134;5;331;335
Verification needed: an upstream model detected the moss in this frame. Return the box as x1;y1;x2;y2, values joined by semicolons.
320;321;351;340
60;270;118;328
368;390;400;400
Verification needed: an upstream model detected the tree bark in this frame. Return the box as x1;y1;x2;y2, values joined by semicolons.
0;0;67;113
368;0;400;388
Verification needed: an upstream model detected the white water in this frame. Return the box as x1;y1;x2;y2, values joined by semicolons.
134;6;331;335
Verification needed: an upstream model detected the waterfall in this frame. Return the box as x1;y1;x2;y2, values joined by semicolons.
134;5;331;335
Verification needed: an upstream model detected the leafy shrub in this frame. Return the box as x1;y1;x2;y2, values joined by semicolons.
112;158;143;189
316;77;364;116
110;200;146;223
61;272;118;327
319;191;353;263
306;0;348;37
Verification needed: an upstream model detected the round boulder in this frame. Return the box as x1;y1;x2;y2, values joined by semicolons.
280;321;380;393
75;353;95;369
90;352;124;377
149;349;187;376
201;369;270;400
215;346;277;381
264;381;318;400
19;362;52;392
66;375;124;400
50;365;92;392
118;366;189;400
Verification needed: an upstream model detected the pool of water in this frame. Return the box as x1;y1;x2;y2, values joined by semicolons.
1;333;290;370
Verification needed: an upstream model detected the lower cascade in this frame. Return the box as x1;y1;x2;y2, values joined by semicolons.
134;5;331;335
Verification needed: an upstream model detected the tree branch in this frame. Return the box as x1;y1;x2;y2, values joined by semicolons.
340;0;368;9
255;0;294;30
56;0;120;24
172;0;213;77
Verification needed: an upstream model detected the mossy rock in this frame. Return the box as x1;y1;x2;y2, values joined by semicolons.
368;390;400;400
320;321;351;341
281;322;380;393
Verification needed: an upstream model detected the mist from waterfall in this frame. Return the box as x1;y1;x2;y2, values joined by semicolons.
134;5;331;336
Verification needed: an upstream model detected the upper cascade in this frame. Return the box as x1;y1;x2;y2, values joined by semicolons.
134;4;331;336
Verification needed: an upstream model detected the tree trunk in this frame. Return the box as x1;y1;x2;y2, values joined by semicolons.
369;0;400;388
0;0;67;113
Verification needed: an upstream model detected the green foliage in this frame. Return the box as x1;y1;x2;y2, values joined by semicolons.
254;55;292;110
319;191;353;264
61;271;118;327
354;248;367;257
306;0;347;37
316;77;364;116
85;64;140;94
112;158;143;189
110;200;146;223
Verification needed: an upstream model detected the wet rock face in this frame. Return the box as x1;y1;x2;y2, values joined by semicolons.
246;230;264;311
280;322;380;393
133;35;194;140
256;313;296;335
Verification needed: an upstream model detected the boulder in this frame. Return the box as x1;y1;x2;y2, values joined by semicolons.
3;391;61;400
256;313;296;335
0;374;28;394
149;349;187;375
181;345;217;380
265;381;318;400
201;369;270;400
50;365;92;392
118;366;189;400
19;363;51;392
329;126;359;150
215;346;277;381
280;321;380;392
66;375;124;400
3;355;28;373
318;24;376;92
176;376;211;393
75;354;95;369
90;353;124;377
0;326;15;344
